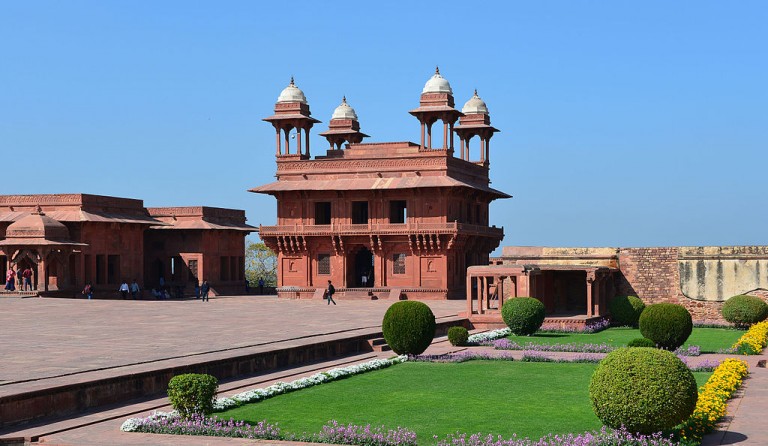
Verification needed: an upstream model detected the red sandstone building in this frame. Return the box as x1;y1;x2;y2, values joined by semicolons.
252;70;508;299
0;194;253;296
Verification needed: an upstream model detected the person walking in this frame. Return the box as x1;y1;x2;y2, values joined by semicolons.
130;279;140;299
201;280;210;302
325;280;336;305
82;282;93;300
119;281;129;299
258;277;264;294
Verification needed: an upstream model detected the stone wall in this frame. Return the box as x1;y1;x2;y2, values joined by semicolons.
616;247;768;322
503;245;768;323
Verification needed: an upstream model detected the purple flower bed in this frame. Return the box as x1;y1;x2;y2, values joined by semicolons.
434;425;678;446
123;414;416;446
491;339;615;354
676;357;721;372
520;351;603;363
673;345;701;357
410;352;516;363
300;420;418;446
539;319;612;334
122;413;282;439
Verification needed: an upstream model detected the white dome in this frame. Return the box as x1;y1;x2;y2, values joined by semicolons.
331;96;358;120
276;77;307;104
422;67;453;94
461;90;489;115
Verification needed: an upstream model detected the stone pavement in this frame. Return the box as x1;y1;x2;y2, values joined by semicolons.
1;296;766;445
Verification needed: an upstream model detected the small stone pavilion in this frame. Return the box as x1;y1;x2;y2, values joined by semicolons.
0;194;254;296
252;70;509;299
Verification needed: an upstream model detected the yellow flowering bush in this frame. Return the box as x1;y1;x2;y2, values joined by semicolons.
678;358;749;442
732;320;768;355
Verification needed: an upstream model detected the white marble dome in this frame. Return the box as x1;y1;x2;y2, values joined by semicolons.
277;77;307;104
422;67;453;94
462;90;489;115
331;96;358;120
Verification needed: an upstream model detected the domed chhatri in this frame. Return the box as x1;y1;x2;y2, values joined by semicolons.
276;77;308;104
461;89;489;115
5;211;71;241
422;66;453;95
330;96;358;121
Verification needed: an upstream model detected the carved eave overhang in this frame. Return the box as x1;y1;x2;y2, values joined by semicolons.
248;176;509;199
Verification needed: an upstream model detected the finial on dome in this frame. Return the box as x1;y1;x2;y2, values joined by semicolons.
289;76;295;86
35;205;44;215
435;66;440;75
342;95;347;104
474;89;478;97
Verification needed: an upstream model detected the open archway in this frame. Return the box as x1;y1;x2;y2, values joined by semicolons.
350;247;374;287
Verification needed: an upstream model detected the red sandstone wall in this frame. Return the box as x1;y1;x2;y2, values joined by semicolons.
617;247;725;322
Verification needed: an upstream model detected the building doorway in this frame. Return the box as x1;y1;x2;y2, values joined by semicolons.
352;248;374;287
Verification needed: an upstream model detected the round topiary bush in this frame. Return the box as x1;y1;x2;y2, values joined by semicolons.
382;301;436;355
722;295;768;328
609;295;646;327
167;373;219;418
639;303;693;350
447;326;469;346
589;347;698;434
627;337;656;348
501;297;546;336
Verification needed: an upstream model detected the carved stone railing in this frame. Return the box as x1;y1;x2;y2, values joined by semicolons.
259;222;503;238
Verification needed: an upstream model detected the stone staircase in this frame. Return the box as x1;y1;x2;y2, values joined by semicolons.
0;290;39;298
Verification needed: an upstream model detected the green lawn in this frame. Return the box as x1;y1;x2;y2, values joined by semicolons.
218;361;712;443
511;327;742;353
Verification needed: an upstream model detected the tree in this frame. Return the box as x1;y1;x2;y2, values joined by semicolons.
245;241;277;287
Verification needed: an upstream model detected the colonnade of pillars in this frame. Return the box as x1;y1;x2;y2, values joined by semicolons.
275;127;311;157
458;136;490;163
419;122;454;150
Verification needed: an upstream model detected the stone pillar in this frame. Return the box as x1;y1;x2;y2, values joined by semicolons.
586;271;595;318
284;128;291;155
449;122;454;150
39;250;48;293
466;274;472;315
443;122;448;150
296;127;302;155
427;123;432;149
420;123;425;148
275;128;281;156
305;128;310;157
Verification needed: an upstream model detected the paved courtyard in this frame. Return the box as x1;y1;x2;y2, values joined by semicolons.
0;296;465;384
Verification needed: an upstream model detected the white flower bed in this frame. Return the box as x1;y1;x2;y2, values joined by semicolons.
214;355;407;410
467;327;511;344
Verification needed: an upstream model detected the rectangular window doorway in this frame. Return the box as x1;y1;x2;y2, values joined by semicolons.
390;200;407;224
315;202;331;225
351;201;369;224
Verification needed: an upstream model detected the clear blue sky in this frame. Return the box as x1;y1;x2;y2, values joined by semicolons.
2;1;766;250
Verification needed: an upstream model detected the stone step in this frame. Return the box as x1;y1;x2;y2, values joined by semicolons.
367;337;391;352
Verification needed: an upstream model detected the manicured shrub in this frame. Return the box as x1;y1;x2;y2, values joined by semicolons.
639;303;693;350
501;297;546;336
167;373;218;418
589;347;698;434
447;326;469;346
627;337;655;348
609;295;645;327
382;301;436;355
722;295;768;328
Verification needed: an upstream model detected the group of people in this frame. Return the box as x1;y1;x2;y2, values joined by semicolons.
4;267;34;291
79;278;210;301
